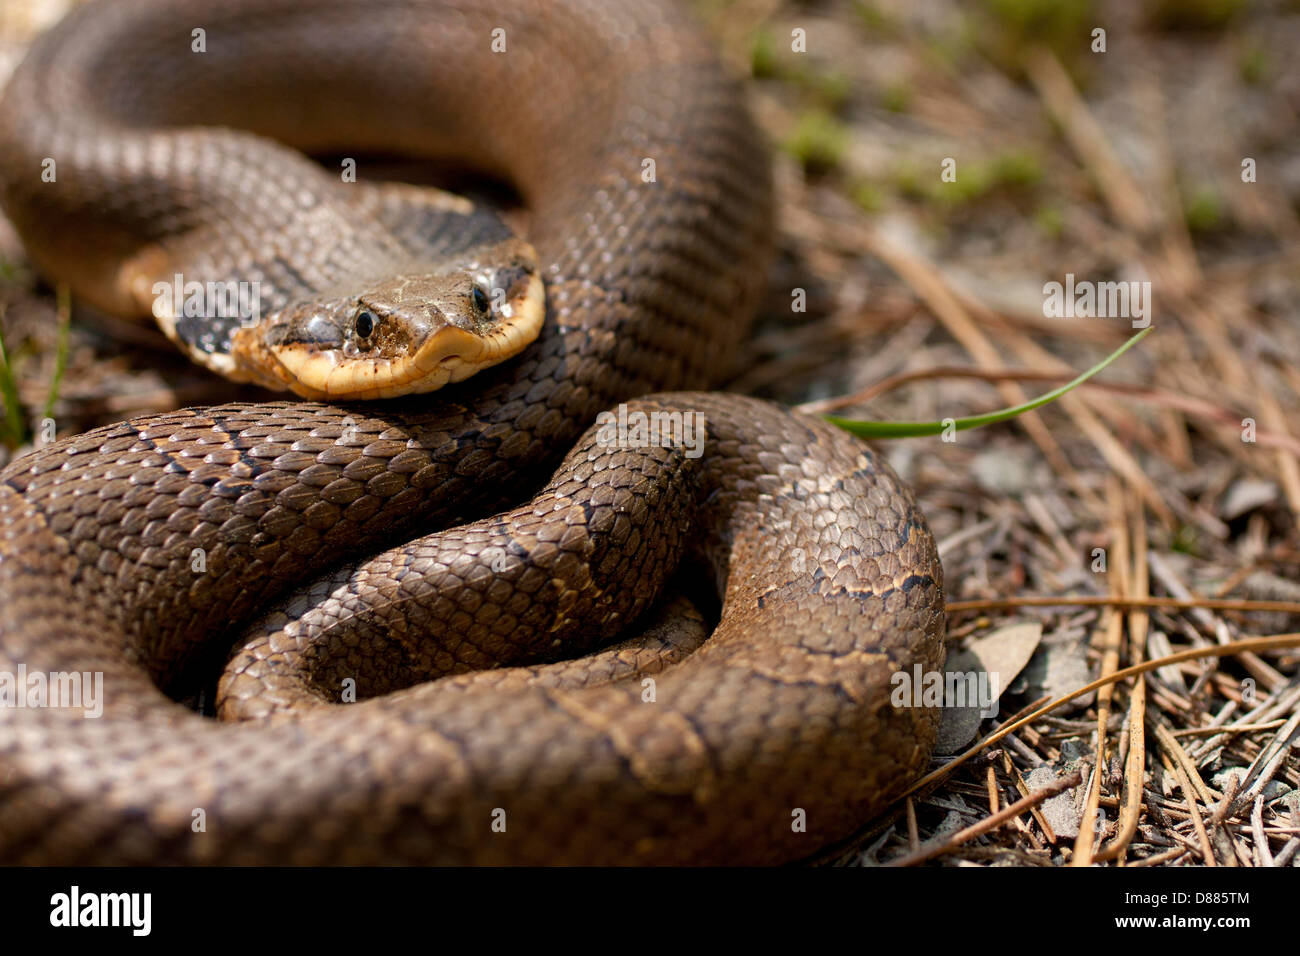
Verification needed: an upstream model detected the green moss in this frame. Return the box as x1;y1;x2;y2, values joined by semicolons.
892;162;928;201
936;163;994;205
1238;46;1269;86
1144;0;1247;30
896;149;1044;208
784;111;849;175
979;0;1095;73
750;28;779;79
1183;185;1224;233
1035;204;1065;239
991;150;1044;189
880;80;912;113
853;0;897;33
924;19;979;73
793;69;853;112
851;179;886;213
1171;524;1203;557
982;0;1096;44
752;28;851;112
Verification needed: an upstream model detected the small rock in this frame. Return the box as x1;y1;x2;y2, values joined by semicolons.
1219;479;1278;520
1022;639;1095;712
1060;737;1091;763
1026;766;1082;839
933;621;1042;754
1211;767;1248;793
1264;780;1293;804
972;447;1035;495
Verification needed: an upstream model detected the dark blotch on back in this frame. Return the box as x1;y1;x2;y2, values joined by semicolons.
176;313;245;356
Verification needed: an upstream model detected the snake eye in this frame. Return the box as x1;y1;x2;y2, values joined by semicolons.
354;309;377;338
471;285;490;316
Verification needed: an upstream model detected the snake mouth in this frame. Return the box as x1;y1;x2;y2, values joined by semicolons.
245;271;546;400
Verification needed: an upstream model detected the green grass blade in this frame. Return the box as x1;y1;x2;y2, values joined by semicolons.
39;285;72;428
825;326;1152;439
0;307;27;448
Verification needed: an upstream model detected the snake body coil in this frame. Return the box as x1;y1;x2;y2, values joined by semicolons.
0;0;945;864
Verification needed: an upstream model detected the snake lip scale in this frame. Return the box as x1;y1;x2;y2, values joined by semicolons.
0;0;946;864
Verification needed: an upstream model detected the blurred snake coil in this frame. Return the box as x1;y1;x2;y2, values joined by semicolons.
0;0;945;864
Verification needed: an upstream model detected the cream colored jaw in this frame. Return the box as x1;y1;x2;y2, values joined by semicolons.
264;272;546;400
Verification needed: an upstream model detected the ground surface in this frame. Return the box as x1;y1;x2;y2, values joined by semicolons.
1;0;1298;866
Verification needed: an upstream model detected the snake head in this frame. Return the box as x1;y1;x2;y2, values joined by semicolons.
232;237;544;400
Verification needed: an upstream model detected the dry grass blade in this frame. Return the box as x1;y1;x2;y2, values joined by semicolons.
889;769;1084;867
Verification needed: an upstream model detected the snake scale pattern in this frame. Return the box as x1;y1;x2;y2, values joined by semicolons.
0;0;945;864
